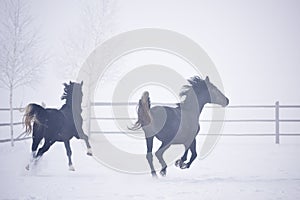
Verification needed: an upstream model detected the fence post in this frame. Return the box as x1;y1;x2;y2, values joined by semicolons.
275;101;280;144
87;101;91;137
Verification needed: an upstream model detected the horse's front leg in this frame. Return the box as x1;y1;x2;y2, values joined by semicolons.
82;134;93;156
64;140;75;171
176;125;199;169
179;139;197;169
78;130;93;156
185;139;197;168
175;148;189;168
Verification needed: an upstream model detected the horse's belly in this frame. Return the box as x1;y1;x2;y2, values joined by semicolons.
171;123;198;145
172;131;197;145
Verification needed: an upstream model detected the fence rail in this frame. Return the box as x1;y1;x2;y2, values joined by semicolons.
0;107;26;143
89;101;300;144
0;122;23;127
1;102;300;144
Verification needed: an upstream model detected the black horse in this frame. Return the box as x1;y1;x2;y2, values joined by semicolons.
131;76;229;177
23;81;92;171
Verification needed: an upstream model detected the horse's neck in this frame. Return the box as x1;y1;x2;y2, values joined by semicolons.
62;100;80;110
181;103;204;118
60;103;82;124
181;91;207;118
60;104;71;117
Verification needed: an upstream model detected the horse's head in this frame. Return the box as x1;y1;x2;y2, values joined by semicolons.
180;76;229;109
204;76;229;107
61;81;83;107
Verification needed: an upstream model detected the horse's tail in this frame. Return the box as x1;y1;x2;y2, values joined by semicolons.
129;91;151;130
23;103;46;133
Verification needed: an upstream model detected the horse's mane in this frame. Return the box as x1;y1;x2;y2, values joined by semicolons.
61;81;74;102
179;76;206;106
60;81;83;116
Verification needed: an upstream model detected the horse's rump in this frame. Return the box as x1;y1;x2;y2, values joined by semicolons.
23;104;47;133
150;106;181;142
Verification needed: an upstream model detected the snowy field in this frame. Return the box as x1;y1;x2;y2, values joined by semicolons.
0;135;300;200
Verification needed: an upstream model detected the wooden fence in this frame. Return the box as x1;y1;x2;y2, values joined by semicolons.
1;101;300;144
89;101;300;144
0;108;28;143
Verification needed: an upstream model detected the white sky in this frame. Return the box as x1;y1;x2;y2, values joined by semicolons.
1;0;300;108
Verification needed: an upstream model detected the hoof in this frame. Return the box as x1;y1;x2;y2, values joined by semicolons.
180;163;189;169
87;148;93;156
175;159;182;167
69;165;75;171
151;171;157;178
25;164;30;171
33;156;41;165
160;169;167;177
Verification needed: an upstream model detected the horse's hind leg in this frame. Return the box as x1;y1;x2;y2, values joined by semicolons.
64;140;75;171
26;124;43;170
31;124;43;157
155;142;170;176
26;139;53;170
146;137;157;177
36;139;54;158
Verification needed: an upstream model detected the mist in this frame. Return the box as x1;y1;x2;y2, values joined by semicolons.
0;0;299;109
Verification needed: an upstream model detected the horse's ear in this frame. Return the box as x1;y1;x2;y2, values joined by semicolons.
81;81;83;86
205;76;210;82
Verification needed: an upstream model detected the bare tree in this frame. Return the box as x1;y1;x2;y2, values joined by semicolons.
62;0;117;79
0;0;46;146
61;0;117;134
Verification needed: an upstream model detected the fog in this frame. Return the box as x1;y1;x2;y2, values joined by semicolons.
1;0;300;128
1;2;300;199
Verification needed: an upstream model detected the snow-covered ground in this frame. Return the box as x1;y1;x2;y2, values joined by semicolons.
0;136;300;200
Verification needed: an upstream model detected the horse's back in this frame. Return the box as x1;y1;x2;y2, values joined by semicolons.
46;108;64;122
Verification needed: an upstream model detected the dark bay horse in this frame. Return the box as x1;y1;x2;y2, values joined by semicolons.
131;76;229;177
23;81;92;171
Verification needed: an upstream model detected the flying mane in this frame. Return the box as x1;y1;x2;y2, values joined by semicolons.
178;76;208;108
